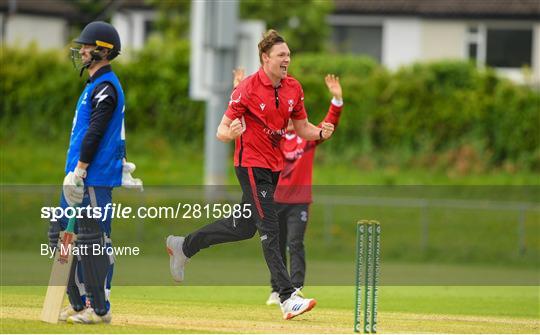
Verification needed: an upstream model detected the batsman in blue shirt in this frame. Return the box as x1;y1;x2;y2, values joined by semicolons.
47;21;142;324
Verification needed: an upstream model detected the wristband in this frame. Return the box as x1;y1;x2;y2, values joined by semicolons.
331;97;343;107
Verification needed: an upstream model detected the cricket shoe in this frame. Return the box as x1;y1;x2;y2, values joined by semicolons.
166;235;189;282
59;305;85;321
66;308;111;324
294;287;304;298
266;291;280;305
280;291;316;320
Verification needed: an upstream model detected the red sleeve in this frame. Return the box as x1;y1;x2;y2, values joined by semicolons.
291;83;307;120
224;85;247;120
321;102;343;127
316;101;344;146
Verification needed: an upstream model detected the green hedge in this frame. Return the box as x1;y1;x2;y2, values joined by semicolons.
0;39;204;143
1;46;81;140
293;55;540;171
2;39;538;170
116;38;204;142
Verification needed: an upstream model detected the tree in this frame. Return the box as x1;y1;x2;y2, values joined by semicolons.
147;0;191;40
150;0;333;52
240;0;334;53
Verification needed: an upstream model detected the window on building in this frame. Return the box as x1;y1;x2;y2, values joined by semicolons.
466;25;533;69
332;25;382;62
468;43;477;60
144;19;156;42
466;25;485;67
486;29;532;68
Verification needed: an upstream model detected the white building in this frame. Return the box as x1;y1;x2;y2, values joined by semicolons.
111;0;157;55
0;0;160;54
0;0;77;49
329;0;540;84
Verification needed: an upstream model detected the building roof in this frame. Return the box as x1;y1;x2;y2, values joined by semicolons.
0;0;79;18
334;0;540;19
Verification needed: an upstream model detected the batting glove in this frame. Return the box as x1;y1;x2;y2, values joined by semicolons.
122;161;143;191
63;167;86;206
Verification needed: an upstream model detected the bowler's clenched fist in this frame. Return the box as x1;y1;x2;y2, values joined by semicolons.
228;118;245;140
320;122;334;140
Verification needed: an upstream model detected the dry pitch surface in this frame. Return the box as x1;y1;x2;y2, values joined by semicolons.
1;286;538;333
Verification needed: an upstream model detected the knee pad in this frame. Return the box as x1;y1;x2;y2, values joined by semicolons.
48;220;61;250
66;260;85;311
76;217;111;315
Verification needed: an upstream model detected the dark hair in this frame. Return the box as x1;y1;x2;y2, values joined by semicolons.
258;29;286;64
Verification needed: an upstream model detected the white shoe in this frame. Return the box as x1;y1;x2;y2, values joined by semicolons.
294;287;304;298
166;235;189;282
280;291;316;320
266;291;280;305
59;305;84;321
67;307;111;324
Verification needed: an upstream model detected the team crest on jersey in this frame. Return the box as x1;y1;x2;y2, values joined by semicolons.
228;91;241;106
285;133;296;140
288;99;294;112
260;103;266;111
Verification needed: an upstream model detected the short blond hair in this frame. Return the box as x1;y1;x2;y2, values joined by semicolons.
258;29;286;64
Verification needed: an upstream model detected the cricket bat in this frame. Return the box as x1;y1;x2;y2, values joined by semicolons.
40;215;77;323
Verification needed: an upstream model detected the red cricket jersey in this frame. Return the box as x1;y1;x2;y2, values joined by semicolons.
225;68;307;171
274;102;343;204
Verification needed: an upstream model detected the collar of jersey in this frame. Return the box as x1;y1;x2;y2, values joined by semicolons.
87;64;112;83
258;67;282;88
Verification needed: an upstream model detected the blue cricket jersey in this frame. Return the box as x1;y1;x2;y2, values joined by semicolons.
65;70;125;187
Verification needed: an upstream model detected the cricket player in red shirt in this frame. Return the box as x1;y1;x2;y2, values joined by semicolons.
166;30;334;320
233;70;344;305
269;75;343;304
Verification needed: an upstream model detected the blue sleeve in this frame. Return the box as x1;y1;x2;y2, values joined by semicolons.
79;82;118;164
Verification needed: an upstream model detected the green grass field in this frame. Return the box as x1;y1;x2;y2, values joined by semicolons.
2;139;539;185
1;285;538;333
2;138;539;334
